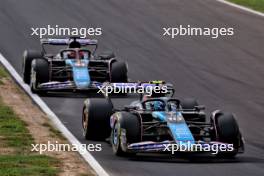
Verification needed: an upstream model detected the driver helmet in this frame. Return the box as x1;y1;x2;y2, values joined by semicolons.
67;51;76;59
152;101;165;111
145;100;165;111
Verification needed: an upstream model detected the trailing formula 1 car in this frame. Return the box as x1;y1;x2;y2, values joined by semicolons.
22;37;128;94
82;90;244;158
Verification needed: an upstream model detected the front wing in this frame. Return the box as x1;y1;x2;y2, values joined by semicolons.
127;141;244;154
37;81;100;91
36;81;169;92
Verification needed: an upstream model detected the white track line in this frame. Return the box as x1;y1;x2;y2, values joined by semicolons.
0;53;109;176
216;0;264;17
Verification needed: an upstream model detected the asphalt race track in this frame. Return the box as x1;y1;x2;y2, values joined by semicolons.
0;0;264;175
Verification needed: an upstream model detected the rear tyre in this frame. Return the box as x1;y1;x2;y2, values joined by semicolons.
181;98;206;122
23;50;43;84
181;98;198;110
110;61;128;82
111;112;141;156
82;98;113;140
30;59;49;94
215;113;240;158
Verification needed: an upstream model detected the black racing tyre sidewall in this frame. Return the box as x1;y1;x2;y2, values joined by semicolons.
181;98;206;122
216;113;240;158
82;98;113;140
23;50;43;84
30;58;49;94
181;98;199;110
110;61;128;82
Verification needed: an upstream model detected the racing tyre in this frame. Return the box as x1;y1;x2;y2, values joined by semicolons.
82;98;113;140
215;113;240;158
181;98;198;109
30;59;49;94
111;112;141;156
23;50;43;84
181;98;206;122
110;61;128;82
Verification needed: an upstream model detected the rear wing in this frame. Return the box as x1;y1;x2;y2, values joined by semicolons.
40;38;98;46
40;38;98;54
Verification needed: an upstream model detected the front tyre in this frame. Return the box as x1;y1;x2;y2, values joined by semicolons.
30;59;49;94
111;112;141;156
23;50;43;84
82;98;113;140
215;113;241;158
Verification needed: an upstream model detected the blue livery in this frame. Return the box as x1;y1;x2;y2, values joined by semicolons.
65;59;90;88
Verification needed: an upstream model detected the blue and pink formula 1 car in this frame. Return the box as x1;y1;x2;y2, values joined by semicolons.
22;37;128;94
82;91;244;158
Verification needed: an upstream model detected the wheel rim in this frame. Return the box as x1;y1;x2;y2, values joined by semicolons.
82;109;88;132
113;123;119;145
30;67;37;90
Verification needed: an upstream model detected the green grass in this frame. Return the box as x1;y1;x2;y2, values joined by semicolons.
228;0;264;12
0;66;8;84
0;66;8;78
0;98;60;176
0;155;59;176
0;101;33;152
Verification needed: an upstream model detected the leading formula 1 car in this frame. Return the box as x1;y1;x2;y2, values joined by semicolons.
22;37;128;94
82;91;244;158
